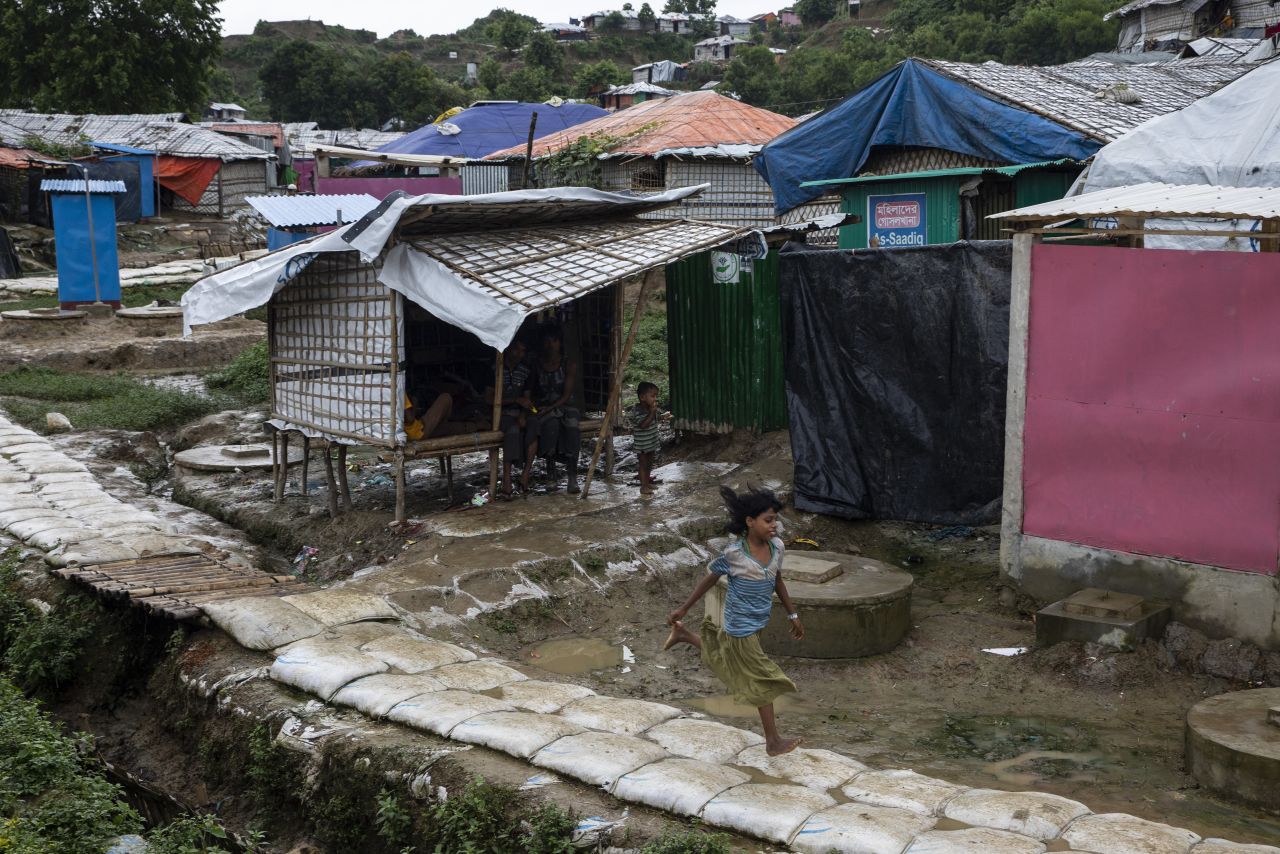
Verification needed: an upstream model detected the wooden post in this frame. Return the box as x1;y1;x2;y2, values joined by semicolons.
581;268;659;498
1262;218;1280;253
269;427;281;504
394;449;406;525
321;442;339;519
337;444;352;512
300;435;311;495
1000;230;1041;584
523;112;538;190
277;431;289;501
489;350;503;500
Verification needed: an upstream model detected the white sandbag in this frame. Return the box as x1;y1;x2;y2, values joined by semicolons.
496;680;595;714
10;457;88;475
360;633;476;672
0;442;54;456
0;508;59;527
905;827;1047;854
790;802;936;854
611;758;749;816
532;731;671;787
450;711;585;759
643;717;764;764
430;659;528;691
201;597;326;651
32;472;85;485
26;526;99;551
701;783;835;844
293;621;402;650
330;672;447;717
282;588;398;626
8;517;72;541
386;689;514;736
38;481;105;496
44;492;115;507
734;745;867;791
842;769;965;815
270;638;388;700
84;511;161;528
0;470;30;484
1194;841;1280;854
943;789;1089;841
559;695;681;736
0;496;46;513
1063;813;1200;854
53;542;140;567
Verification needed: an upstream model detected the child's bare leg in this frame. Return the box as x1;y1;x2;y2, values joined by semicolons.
639;452;654;494
758;703;802;756
663;619;700;650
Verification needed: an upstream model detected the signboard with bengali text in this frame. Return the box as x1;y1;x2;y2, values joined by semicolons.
867;193;927;248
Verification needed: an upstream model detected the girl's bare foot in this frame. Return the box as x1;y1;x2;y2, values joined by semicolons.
765;737;802;756
662;621;698;650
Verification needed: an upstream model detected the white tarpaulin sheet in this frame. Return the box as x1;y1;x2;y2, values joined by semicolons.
1082;61;1279;251
181;185;712;337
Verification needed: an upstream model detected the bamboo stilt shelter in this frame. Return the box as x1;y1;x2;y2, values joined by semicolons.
182;186;756;523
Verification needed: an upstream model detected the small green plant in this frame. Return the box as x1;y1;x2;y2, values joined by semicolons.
424;779;575;853
375;787;414;848
0;551;100;697
0;366;222;433
245;722;303;803
640;827;735;854
0;674;143;853
481;611;519;635
145;814;234;854
539;124;659;187
206;341;270;403
21;133;92;160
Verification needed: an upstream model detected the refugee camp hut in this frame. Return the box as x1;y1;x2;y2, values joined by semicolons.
41;178;126;308
754;56;1258;245
0;146;66;224
992;183;1280;649
284;125;406;193
599;82;678;111
342;101;608;196
180;186;750;522
89;142;159;219
1107;0;1280;53
632;60;688;84
246;193;379;250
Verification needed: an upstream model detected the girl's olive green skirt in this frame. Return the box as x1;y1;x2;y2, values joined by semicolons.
699;617;796;708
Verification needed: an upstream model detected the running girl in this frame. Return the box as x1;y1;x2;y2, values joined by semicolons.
664;486;804;755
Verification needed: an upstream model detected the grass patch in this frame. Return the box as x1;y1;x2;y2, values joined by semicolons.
206;341;269;403
0;366;224;433
640;827;735;853
0;283;191;314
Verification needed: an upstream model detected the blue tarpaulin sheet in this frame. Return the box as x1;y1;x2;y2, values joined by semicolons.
754;60;1103;214
355;102;608;164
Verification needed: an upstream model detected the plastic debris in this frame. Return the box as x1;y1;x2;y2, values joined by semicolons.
621;645;635;664
292;546;319;571
572;813;627;848
982;647;1029;656
470;491;489;507
519;772;562;790
927;525;975;541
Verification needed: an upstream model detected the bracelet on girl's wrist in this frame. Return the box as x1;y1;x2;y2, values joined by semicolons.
787;612;799;621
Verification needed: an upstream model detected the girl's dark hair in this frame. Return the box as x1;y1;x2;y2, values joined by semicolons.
540;326;563;344
720;485;781;536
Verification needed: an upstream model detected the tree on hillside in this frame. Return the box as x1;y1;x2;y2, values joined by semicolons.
600;11;628;32
525;30;565;76
573;60;628;97
0;0;222;113
489;9;534;56
495;67;556;102
794;0;841;27
723;46;781;106
478;58;504;92
638;3;656;26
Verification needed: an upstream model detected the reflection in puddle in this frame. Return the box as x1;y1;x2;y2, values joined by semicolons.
683;693;824;718
527;637;623;674
983;750;1105;787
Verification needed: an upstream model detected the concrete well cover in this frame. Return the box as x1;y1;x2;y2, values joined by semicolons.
174;443;301;472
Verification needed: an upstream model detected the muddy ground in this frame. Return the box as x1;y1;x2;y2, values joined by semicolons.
6;387;1280;849
0;315;264;372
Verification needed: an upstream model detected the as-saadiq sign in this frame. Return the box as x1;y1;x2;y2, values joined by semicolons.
867;193;927;248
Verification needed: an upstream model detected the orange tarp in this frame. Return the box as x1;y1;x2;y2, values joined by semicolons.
157;156;221;205
486;90;797;159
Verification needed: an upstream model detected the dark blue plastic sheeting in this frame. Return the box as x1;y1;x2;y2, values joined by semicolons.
357;102;608;164
754;60;1103;214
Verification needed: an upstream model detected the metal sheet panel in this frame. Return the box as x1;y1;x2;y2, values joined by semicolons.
246;193;380;227
993;182;1280;221
666;249;786;434
461;163;510;196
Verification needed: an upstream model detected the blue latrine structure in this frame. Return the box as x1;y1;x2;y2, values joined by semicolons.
40;178;125;308
90;141;159;219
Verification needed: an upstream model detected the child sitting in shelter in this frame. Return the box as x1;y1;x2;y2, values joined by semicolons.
664;485;805;756
629;381;666;496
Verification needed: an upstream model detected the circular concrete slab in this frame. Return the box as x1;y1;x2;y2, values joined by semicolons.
758;551;914;659
1187;687;1280;812
174;443;302;472
115;306;184;318
1;308;88;321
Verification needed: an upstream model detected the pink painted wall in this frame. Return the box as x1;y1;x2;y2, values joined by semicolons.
291;160;462;198
1021;244;1280;575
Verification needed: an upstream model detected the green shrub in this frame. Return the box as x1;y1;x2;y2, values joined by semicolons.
145;814;234;854
0;549;99;697
640;828;735;854
424;779;575;853
206;341;270;403
0;366;221;433
0;674;143;853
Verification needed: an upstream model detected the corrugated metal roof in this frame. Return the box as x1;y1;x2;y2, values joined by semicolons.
40;179;127;193
246;193;380;227
0;111;270;161
488;91;796;160
90;140;155;156
286;126;405;158
0;146;65;169
1105;0;1193;19
203;122;286;149
990;182;1280;221
922;57;1257;143
802;159;1079;187
605;82;678;96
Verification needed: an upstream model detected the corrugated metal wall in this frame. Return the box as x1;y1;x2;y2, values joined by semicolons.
837;177;963;249
461;162;509;195
666;250;787;434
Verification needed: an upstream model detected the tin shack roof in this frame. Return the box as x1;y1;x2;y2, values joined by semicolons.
487;90;796;160
802;159;1080;188
246;193;380;228
0;111;271;161
40;179;127;194
990;182;1280;222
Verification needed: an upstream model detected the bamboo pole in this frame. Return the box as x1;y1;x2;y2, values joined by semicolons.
337;444;352;512
394;449;406;525
300;435;311;495
489;350;503;500
322;443;339;518
581;268;659;498
277;432;290;501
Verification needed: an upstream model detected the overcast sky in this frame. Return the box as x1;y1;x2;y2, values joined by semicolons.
218;1;769;38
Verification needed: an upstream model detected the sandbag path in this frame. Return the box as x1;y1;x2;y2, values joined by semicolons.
0;414;254;570
203;590;1280;854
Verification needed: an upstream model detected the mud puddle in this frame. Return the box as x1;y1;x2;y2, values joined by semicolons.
527;637;626;674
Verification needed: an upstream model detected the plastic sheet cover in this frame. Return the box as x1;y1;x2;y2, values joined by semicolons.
780;241;1012;524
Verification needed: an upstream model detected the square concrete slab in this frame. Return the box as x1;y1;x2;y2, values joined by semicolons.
783;554;844;584
1036;593;1171;651
1061;588;1145;619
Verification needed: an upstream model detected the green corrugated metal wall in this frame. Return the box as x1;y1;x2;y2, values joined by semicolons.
666;250;787;434
838;177;964;249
